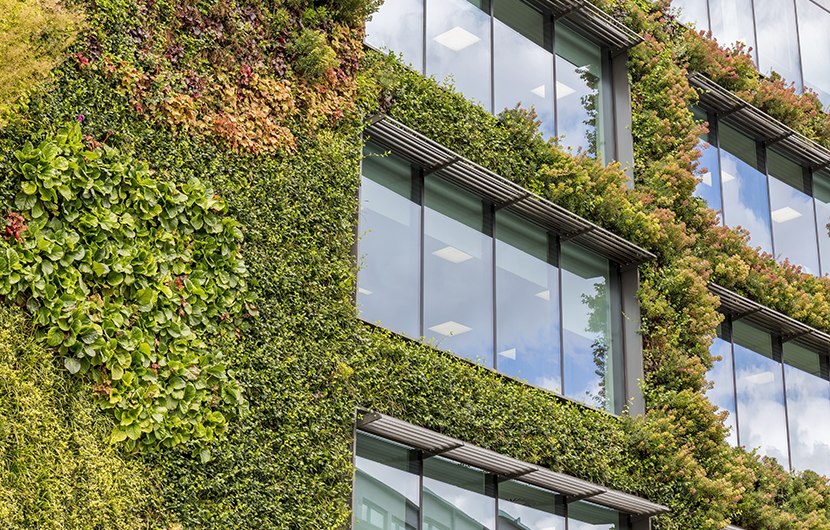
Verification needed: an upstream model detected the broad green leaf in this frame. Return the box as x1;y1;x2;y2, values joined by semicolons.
64;356;81;374
47;326;64;346
110;427;128;443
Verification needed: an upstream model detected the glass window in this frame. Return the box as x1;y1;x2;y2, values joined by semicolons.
691;106;723;216
569;501;628;530
753;0;802;88
555;23;605;160
365;0;424;71
355;433;421;530
813;171;830;276
561;242;615;412
707;324;738;445
426;0;492;111
423;458;496;530
719;123;773;254
424;176;494;363
359;145;422;338
494;0;555;139
708;0;757;63
797;0;830;105
495;211;560;392
732;322;789;467
767;149;819;274
672;0;710;29
784;343;830;476
498;480;565;530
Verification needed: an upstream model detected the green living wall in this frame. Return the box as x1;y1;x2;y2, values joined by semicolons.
2;0;830;528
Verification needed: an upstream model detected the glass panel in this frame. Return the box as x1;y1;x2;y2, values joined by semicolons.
708;0;757;63
691;107;723;216
568;501;627;530
672;0;710;29
423;458;496;530
494;3;556;139
784;343;830;476
719;123;773;254
767;150;819;274
753;0;802;88
359;145;421;338
355;433;420;530
797;0;830;105
707;328;738;445
426;0;492;111
555;23;605;159
733;321;790;467
561;242;615;412
424;176;493;363
495;211;560;391
498;481;565;530
365;0;425;71
814;171;830;276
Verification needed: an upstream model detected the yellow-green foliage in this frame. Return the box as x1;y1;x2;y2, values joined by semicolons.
0;306;152;529
0;0;80;119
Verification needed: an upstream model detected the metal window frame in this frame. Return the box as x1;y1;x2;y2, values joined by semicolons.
355;409;670;519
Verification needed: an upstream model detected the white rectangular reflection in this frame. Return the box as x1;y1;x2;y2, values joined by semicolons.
429;320;472;336
433;245;473;263
433;26;481;51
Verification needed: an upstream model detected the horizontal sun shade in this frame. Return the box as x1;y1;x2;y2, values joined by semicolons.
543;0;643;53
724;526;746;530
689;73;830;172
710;283;830;354
356;409;671;517
364;116;655;268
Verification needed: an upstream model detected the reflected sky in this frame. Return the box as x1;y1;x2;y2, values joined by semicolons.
708;0;756;63
797;0;830;104
719;128;772;253
768;172;819;274
814;173;830;276
365;0;424;71
693;138;723;217
734;342;789;467
494;19;556;139
498;480;564;530
706;335;738;445
359;155;421;338
424;458;495;530
426;0;491;110
672;0;710;29
754;0;801;88
784;363;830;476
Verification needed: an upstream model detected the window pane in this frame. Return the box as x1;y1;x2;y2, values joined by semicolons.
814;171;830;276
568;501;627;530
797;0;830;105
496;211;560;391
555;23;605;159
494;8;555;139
365;0;424;71
707;329;737;445
691;107;722;215
424;176;493;363
754;0;802;88
733;322;790;466
561;242;615;412
355;433;420;530
767;150;819;274
426;0;492;111
359;146;421;338
784;343;830;476
423;458;495;530
719;123;773;254
708;0;757;63
672;0;710;30
498;481;565;530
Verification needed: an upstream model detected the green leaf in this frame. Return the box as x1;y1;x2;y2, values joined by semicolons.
110;427;128;443
80;327;99;344
47;326;64;346
14;192;36;210
21;181;37;195
199;448;211;463
64;356;81;374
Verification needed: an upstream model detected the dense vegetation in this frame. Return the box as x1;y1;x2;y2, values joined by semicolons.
2;0;830;528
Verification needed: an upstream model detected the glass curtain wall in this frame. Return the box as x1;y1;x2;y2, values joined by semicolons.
674;0;830;107
707;317;830;475
365;0;610;158
355;432;632;530
690;109;830;276
358;144;622;413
